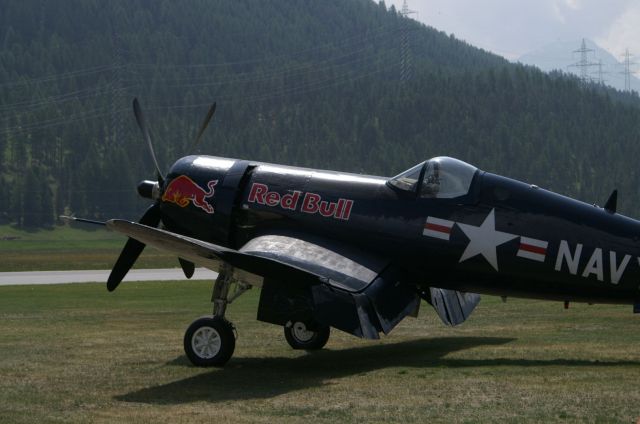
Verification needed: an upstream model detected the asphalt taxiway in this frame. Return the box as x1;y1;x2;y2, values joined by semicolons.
0;268;218;286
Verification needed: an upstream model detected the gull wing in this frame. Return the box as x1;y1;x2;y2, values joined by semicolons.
107;220;420;339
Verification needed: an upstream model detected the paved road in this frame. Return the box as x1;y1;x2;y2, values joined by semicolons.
0;268;218;286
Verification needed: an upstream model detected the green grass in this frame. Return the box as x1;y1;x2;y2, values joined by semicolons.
1;282;640;423
0;224;175;271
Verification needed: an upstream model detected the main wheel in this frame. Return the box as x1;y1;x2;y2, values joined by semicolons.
184;316;235;367
284;321;330;350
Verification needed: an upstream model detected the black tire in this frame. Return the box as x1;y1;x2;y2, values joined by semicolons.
284;321;330;350
184;316;235;367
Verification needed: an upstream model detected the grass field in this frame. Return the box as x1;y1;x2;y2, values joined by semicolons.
1;281;640;423
0;224;175;271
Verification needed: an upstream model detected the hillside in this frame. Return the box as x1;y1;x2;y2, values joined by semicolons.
1;0;640;227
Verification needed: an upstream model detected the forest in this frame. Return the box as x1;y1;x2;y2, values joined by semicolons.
1;0;640;228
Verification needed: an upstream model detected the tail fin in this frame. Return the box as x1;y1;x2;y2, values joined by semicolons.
604;189;617;213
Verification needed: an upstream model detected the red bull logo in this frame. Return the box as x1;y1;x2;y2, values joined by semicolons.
162;175;218;214
247;183;354;221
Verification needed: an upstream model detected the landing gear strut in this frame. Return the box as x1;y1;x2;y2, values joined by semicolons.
183;263;250;367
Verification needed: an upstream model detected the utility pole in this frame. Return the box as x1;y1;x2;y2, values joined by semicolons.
400;0;417;82
569;38;596;85
620;49;636;92
594;59;607;86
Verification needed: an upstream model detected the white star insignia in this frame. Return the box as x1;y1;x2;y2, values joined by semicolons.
457;209;517;271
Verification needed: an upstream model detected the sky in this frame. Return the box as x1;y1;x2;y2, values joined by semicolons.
386;0;640;65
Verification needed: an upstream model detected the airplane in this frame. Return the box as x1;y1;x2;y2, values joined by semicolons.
68;98;640;367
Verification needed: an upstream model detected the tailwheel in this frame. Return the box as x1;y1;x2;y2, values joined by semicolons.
184;316;235;367
284;321;330;350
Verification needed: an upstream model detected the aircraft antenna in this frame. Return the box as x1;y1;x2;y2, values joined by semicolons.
400;0;418;82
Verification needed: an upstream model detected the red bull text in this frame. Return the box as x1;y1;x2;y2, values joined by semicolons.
247;183;354;220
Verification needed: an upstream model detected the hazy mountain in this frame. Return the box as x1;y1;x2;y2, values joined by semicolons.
518;39;639;92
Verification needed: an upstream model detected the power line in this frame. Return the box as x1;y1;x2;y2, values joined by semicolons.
1;23;402;90
3;105;127;136
0;84;137;113
1;23;406;137
0;65;120;88
147;56;402;110
148;44;399;91
126;23;404;70
2;51;400;135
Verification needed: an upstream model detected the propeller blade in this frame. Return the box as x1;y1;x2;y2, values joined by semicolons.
187;102;217;154
178;258;195;279
133;98;164;184
107;204;161;292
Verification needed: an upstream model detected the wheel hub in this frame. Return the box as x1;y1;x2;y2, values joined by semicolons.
192;326;221;359
292;322;315;342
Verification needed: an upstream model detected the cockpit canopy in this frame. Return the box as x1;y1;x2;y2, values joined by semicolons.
387;156;478;199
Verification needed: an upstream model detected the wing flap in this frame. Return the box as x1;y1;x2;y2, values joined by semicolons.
244;233;419;339
240;233;387;292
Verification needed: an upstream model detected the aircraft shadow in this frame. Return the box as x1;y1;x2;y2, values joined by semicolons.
118;336;504;404
116;336;639;405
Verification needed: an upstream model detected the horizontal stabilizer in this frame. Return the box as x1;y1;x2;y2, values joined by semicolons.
429;288;480;326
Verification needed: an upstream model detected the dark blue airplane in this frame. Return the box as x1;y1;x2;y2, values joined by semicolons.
73;99;640;366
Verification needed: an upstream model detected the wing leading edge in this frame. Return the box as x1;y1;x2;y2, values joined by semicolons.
106;220;321;285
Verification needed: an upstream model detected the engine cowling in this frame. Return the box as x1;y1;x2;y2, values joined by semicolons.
160;155;252;246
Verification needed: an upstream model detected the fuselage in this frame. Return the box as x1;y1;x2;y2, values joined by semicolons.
160;155;640;305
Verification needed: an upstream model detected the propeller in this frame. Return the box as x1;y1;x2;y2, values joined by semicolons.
107;99;216;291
187;102;216;154
107;203;161;292
133;98;164;185
175;103;216;278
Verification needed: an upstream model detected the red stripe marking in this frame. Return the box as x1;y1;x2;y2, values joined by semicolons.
425;223;452;234
519;243;546;255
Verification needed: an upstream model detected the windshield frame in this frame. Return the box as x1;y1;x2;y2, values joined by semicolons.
387;157;479;201
386;161;427;195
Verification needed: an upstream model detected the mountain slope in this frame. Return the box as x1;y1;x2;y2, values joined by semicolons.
1;0;639;227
